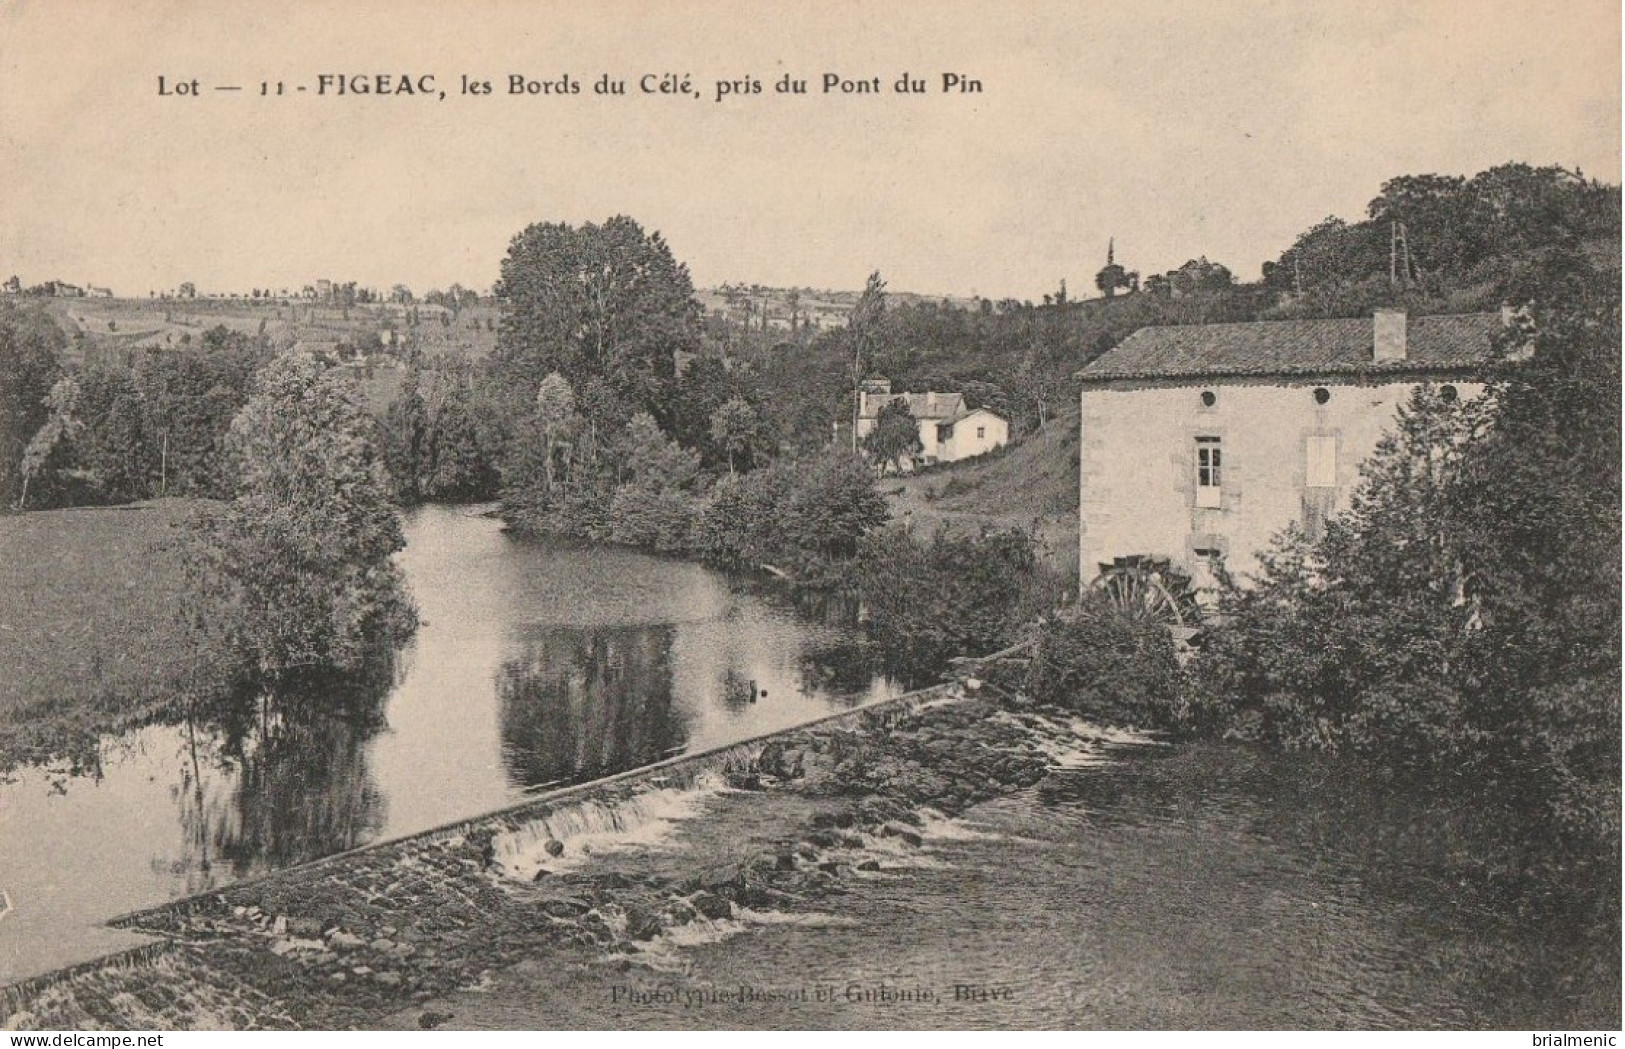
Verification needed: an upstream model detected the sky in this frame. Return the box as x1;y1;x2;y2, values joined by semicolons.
0;0;1618;301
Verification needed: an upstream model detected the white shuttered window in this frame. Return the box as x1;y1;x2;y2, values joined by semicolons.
1306;433;1337;488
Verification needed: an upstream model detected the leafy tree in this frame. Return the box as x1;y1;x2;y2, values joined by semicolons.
607;412;700;550
663;356;759;463
614;412;700;491
846;271;888;444
1451;251;1622;692
695;466;796;571
1028;595;1185;729
494;216;700;417
1193;252;1620;906
0;304;65;506
1094;239;1135;298
73;359;152;503
849;270;888;334
19;376;83;509
1195;383;1492;756
182;354;415;687
381;364;430;502
709;396;764;475
136;327;269;498
424;378;496;501
697;451;887;582
782;452;889;570
862;399;921;474
1444;254;1621;867
786;287;802;330
533;371;577;494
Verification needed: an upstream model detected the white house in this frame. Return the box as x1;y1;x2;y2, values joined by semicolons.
855;380;1010;466
1076;309;1521;603
937;406;1009;461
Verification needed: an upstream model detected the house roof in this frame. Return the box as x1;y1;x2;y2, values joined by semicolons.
860;391;967;420
1078;313;1509;383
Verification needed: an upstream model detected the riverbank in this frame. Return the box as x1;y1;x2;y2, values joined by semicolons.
0;500;201;770
3;687;1106;1028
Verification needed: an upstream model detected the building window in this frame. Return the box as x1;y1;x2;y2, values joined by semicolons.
1313;387;1331;405
1195;437;1222;508
1306;433;1337;487
1440;384;1458;402
1200;390;1217;408
976;426;985;439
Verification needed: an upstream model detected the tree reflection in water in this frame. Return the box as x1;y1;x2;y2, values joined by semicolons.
166;663;393;891
497;624;688;791
728;581;883;701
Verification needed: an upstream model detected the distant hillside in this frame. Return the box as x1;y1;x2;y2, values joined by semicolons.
696;283;982;337
45;297;499;365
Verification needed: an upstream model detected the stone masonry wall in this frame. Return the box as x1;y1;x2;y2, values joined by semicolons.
1079;377;1483;583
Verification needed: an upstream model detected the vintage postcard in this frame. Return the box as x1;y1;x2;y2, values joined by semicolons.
0;0;1619;1037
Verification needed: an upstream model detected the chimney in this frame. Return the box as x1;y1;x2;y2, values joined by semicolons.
1373;309;1407;362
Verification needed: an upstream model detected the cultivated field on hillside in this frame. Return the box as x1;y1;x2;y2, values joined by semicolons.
51;298;500;364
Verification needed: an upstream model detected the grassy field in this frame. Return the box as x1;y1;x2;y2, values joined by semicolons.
0;499;201;766
883;404;1081;580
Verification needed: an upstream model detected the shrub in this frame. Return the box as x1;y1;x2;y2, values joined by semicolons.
1025;598;1185;730
857;525;1042;684
609;483;701;553
694;466;792;569
698;452;888;583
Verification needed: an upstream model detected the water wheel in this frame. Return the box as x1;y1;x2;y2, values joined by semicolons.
1089;555;1202;627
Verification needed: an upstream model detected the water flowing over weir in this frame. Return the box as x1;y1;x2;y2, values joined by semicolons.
1;685;959;1019
490;770;733;881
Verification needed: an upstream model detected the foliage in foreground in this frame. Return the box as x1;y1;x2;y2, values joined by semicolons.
856;526;1050;685
1025;598;1185;730
1186;253;1620;907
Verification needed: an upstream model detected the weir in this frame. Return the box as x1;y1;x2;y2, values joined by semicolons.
0;684;960;1017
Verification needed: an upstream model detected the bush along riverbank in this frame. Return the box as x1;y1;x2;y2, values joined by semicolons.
3;688;1137;1030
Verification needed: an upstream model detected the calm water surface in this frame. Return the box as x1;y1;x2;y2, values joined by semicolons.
0;504;896;981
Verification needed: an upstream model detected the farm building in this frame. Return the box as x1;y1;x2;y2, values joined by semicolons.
856;379;1010;466
1076;309;1524;619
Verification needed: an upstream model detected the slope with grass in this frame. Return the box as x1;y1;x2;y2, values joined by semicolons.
0;499;200;768
884;403;1080;580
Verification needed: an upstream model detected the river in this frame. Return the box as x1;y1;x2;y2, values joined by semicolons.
0;504;897;983
394;740;1618;1030
3;507;1616;1028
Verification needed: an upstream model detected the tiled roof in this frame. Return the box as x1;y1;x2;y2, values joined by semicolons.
860;391;967;420
1079;313;1510;383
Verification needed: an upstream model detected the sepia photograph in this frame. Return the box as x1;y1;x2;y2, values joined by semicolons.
0;0;1619;1035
